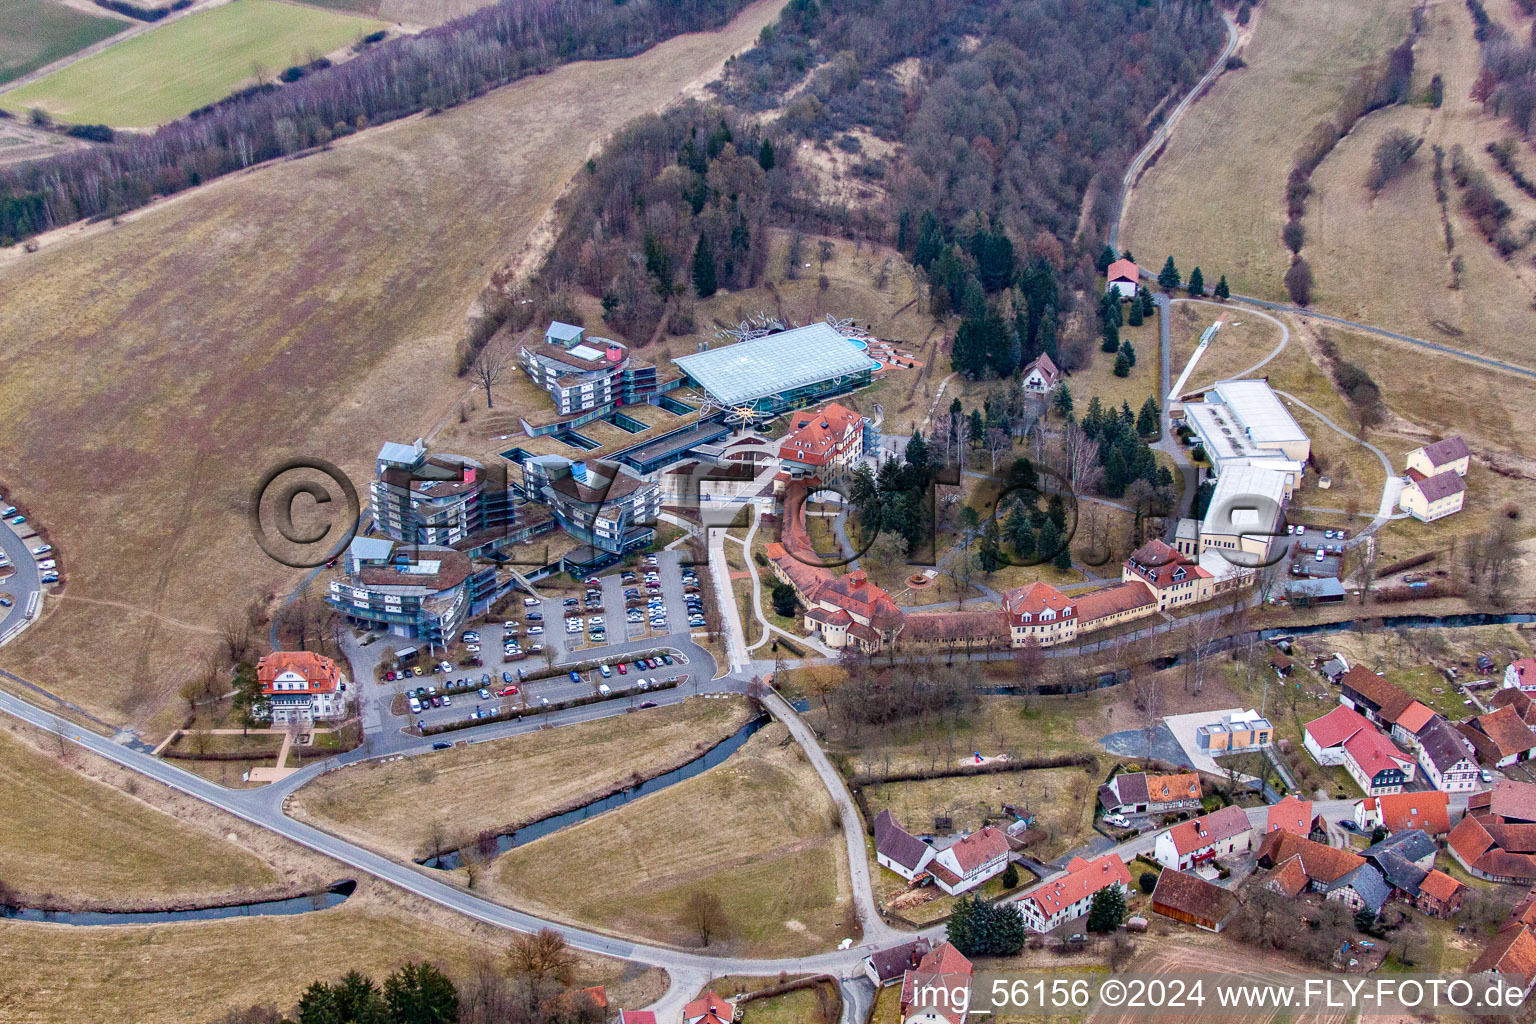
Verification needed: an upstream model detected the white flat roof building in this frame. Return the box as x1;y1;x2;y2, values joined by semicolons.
1185;380;1310;495
1200;463;1289;563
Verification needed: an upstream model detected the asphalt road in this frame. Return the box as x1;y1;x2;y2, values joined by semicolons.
0;518;43;641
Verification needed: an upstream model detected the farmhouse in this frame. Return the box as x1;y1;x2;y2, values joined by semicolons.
863;938;931;988
873;809;934;881
1153;805;1253;871
1150;869;1240;933
1461;705;1536;768
1339;666;1414;730
1098;771;1202;817
1360;830;1463;915
1447;813;1536;885
1469;924;1536;999
1411;718;1481;794
1342;727;1417;796
1354;791;1451;837
1020;352;1060;395
899;942;973;1024
256;651;346;724
1405;436;1471;478
1506;658;1536;695
1399;468;1465;522
1256;831;1388;914
1492;687;1536;728
1016;854;1132;934
1303;704;1372;766
926;827;1010;895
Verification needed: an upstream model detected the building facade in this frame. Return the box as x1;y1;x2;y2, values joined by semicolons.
326;538;483;645
522;455;660;558
256;651;346;724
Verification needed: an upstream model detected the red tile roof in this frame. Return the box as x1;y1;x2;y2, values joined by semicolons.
780;402;862;467
1395;701;1437;734
1018;854;1131;917
1164;804;1251;856
917;941;974;976
1417;868;1464;906
1107;258;1139;282
1146;773;1202;803
1488;780;1536;823
1506;658;1536;691
1257;831;1364;884
1340;666;1416;723
1449;814;1536;881
1469;706;1536;759
1469;923;1536;985
1002;581;1075;622
1304;705;1371;749
1370;791;1450;835
939;827;1009;874
1022;352;1060;384
1266;796;1313;836
1343;727;1414;780
616;1011;657;1024
1076;581;1156;623
1125;539;1211;590
1266;854;1311;896
256;651;342;696
683;991;735;1024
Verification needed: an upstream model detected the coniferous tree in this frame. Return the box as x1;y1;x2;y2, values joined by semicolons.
1139;287;1156;319
1113;351;1131;377
1048;493;1067;531
1127;294;1144;326
968;409;986;447
691;234;717;298
1087;886;1126;933
384;963;459;1024
905;431;930;475
1037;305;1058;361
1158;255;1180;290
1052;382;1073;419
1101;320;1120;354
1187;266;1204;296
757;137;776;171
1104;447;1128;496
1137;395;1160;437
1005;503;1033;558
1096;244;1118;273
1120;339;1136;367
1052;538;1073;572
1214;274;1230;300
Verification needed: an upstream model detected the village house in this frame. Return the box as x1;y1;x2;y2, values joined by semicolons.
1506;658;1536;695
1491;686;1536;729
1386;700;1437;749
682;991;735;1024
614;1011;655;1024
1303;704;1416;795
1016;854;1132;934
862;938;931;988
255;651;347;724
873;809;934;881
1265;795;1313;837
1405;436;1471;479
1354;790;1451;837
1106;257;1140;298
1154;805;1253;871
1459;704;1536;768
899;942;973;1024
1339;666;1415;731
1447;781;1536;884
1001;580;1079;647
1469;924;1536;999
1020;352;1060;395
776;401;865;485
1303;704;1371;765
1360;829;1465;917
1412;716;1482;793
1150;869;1240;933
1122;539;1215;610
1098;771;1202;818
1256;831;1389;915
927;827;1011;895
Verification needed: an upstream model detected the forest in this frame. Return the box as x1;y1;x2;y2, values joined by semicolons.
0;0;759;243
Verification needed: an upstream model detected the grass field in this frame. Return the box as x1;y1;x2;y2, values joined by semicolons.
1;0;384;126
1120;0;1418;301
483;722;854;957
0;0;789;732
0;726;277;905
290;697;756;861
0;0;125;86
0;883;665;1024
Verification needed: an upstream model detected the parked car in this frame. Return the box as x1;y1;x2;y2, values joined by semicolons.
523;597;539;606
527;626;543;635
638;700;658;709
569;670;582;683
617;663;627;674
1482;770;1495;783
8;516;24;526
432;741;452;750
1314;549;1326;562
502;671;515;683
0;597;11;608
527;611;543;621
39;573;58;584
478;688;491;700
409;698;421;713
0;506;14;517
598;683;611;696
442;694;452;706
498;684;519;696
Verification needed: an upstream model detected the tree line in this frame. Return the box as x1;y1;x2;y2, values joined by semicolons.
0;0;760;245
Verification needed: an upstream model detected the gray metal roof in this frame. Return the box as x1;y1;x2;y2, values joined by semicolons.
674;322;878;408
1287;577;1346;598
547;321;584;342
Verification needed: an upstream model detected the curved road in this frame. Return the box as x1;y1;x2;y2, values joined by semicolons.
1107;13;1239;250
0;522;42;642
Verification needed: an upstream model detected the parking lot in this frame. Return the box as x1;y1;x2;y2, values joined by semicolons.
378;549;710;734
1287;524;1345;578
0;496;53;643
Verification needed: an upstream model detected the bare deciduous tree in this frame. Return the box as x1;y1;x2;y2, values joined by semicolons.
470;338;513;410
683;889;728;947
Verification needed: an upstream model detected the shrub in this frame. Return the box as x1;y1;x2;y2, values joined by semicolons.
1138;872;1157;895
1284;258;1314;306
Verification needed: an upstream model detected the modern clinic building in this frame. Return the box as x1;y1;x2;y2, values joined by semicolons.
674;322;881;417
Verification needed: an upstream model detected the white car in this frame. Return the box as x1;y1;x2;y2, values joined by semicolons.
1314;549;1326;562
36;559;55;570
527;626;543;635
31;544;51;556
523;597;539;607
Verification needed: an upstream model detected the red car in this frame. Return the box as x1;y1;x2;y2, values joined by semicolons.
385;671;397;681
497;685;519;696
617;663;627;674
584;577;601;586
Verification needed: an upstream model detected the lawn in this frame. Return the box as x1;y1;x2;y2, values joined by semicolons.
483;723;855;957
0;0;789;733
2;0;385;126
1120;0;1419;302
290;696;756;862
0;0;125;86
0;884;665;1024
0;725;277;905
